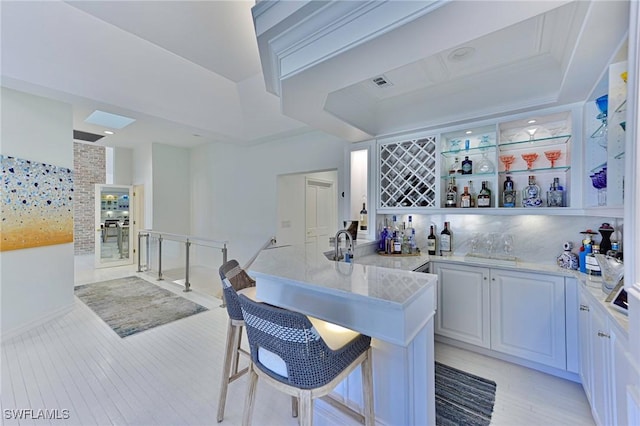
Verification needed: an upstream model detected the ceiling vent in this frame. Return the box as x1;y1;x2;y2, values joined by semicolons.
73;130;104;143
371;75;393;88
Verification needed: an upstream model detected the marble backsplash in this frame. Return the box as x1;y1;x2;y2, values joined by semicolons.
376;214;623;266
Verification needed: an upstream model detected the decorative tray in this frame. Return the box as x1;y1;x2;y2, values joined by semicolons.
377;251;422;257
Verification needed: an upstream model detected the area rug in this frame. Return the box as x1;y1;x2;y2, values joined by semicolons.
75;276;208;338
435;361;497;426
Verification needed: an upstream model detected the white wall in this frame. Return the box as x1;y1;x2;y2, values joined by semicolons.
133;142;153;229
0;88;74;340
190;130;348;264
113;147;133;185
152;143;191;235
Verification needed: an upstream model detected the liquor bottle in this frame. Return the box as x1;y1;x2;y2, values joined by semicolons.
546;177;565;207
468;180;476;207
522;175;542;207
445;177;458;207
502;176;516;207
427;225;437;255
461;156;473;174
378;221;389;252
477;181;492;207
460;186;471;208
440;222;452;256
409;228;417;254
359;202;368;230
449;157;461;175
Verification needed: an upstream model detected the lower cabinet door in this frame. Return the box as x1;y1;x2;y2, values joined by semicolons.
590;303;612;426
489;269;566;369
578;290;593;403
433;262;490;348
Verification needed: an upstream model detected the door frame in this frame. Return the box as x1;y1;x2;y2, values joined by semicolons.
94;184;134;268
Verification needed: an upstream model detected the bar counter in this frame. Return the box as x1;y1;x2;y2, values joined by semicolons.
250;244;438;425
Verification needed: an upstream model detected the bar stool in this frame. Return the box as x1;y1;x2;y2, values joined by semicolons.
216;259;256;423
237;293;375;426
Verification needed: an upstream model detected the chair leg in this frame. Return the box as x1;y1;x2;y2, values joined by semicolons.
216;320;236;422
231;324;242;375
298;391;313;426
291;396;299;418
242;364;259;426
361;348;375;426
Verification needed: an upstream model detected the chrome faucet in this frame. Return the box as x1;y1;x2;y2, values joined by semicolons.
334;229;353;261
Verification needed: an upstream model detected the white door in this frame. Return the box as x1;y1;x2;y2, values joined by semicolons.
433;262;490;348
305;178;334;253
490;269;566;368
95;184;134;268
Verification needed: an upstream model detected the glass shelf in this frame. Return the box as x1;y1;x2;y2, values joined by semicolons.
614;99;626;113
441;144;497;158
498;165;570;175
499;134;571;150
590;122;607;139
440;171;496;180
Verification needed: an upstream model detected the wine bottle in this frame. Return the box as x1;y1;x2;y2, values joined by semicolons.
460;186;471;208
427;225;437;255
477;181;491;207
461;156;473;174
359;202;368;230
440;222;452;256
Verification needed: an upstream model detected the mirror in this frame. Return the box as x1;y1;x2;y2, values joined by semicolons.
95;184;133;267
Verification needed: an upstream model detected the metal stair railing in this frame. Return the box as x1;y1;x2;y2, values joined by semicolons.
137;229;228;292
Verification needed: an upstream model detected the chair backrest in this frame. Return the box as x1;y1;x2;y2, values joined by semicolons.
219;259;256;321
238;294;370;389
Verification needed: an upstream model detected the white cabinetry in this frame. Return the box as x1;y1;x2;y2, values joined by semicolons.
490;269;566;369
433;262;572;372
578;285;632;426
433;263;490;348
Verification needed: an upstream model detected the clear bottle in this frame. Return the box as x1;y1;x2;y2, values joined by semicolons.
449;157;461;175
440;222;452;256
460;186;471;208
477;181;492;207
427;225;437;255
445;177;458;207
461;156;473;174
359;202;368;230
502;176;516;207
522;175;542;207
546;177;565;207
468;180;476;207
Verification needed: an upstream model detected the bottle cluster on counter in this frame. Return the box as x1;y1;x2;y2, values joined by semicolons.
557;222;623;273
378;218;453;257
378;215;418;255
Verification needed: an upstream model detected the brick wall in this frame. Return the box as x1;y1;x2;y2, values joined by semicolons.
73;142;105;254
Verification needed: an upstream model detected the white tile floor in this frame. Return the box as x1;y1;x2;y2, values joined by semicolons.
0;255;595;425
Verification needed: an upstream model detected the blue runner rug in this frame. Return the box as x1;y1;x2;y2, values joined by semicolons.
435;361;497;426
75;276;208;338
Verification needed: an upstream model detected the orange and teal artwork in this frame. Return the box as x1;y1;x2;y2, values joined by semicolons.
1;155;74;251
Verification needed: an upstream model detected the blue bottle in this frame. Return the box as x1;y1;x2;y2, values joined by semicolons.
579;244;592;274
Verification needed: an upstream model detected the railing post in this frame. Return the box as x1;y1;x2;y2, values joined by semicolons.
157;235;164;281
222;243;228;265
137;232;144;272
145;233;150;272
184;239;191;292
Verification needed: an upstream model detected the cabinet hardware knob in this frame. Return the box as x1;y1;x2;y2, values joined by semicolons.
484;277;487;280
579;305;590;311
597;331;610;338
491;278;495;281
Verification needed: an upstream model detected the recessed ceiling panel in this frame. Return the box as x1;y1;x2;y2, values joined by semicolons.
84;110;136;129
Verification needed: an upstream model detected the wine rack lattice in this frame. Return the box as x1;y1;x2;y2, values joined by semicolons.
379;136;437;208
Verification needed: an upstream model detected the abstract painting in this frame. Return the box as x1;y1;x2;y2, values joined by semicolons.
1;155;74;251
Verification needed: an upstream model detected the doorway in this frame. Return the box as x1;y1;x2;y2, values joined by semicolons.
95;184;133;268
276;170;338;253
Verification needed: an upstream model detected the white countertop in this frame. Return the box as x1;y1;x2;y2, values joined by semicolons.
251;244;434;307
250;244;437;346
